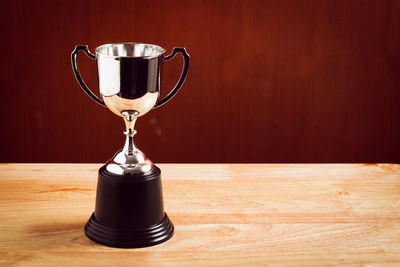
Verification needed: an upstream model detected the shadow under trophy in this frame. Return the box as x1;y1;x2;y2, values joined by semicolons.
71;43;189;248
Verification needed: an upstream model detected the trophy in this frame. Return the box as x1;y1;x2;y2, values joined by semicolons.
71;43;189;248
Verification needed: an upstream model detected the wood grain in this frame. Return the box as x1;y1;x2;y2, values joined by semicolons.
0;163;399;266
1;0;400;163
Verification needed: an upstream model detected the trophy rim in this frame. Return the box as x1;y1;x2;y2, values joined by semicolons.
95;42;166;59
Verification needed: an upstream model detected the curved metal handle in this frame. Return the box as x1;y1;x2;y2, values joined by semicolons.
71;45;106;107
153;47;190;108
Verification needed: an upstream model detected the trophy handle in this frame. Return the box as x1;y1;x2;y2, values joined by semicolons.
153;47;190;108
71;45;106;107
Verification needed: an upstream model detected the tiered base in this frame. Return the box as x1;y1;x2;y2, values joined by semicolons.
84;165;174;248
85;212;174;248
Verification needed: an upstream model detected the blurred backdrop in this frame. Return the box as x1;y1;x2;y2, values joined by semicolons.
1;0;399;163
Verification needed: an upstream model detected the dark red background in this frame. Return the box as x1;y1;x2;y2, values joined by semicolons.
1;0;399;163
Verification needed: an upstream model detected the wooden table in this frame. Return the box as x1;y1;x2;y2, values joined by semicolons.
0;164;399;266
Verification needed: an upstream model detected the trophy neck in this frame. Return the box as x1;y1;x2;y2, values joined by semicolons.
122;110;138;154
104;110;154;175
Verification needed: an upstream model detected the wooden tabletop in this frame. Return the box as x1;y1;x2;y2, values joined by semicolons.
0;164;399;266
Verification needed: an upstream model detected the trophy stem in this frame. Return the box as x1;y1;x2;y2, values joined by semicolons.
122;110;139;156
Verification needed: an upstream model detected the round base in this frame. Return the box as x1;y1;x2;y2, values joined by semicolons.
85;212;174;248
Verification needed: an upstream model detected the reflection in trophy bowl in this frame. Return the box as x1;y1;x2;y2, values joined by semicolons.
102;92;159;117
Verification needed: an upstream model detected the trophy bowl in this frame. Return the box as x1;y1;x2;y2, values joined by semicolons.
71;42;189;248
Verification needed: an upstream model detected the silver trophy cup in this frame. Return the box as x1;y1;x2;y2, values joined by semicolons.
71;42;189;248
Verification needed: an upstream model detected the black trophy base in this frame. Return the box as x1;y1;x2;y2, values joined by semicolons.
84;165;174;248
